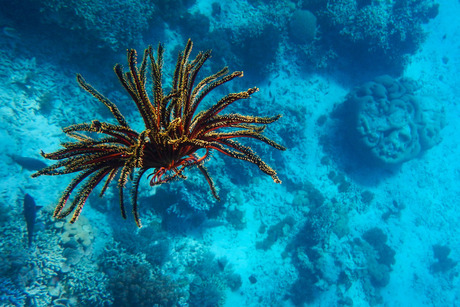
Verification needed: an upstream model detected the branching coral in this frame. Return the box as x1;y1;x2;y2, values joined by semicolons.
100;244;183;306
0;278;26;307
32;39;285;227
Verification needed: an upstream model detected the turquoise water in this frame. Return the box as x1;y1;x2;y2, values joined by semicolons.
0;0;458;306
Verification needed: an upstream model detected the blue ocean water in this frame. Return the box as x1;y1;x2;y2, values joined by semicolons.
0;0;458;306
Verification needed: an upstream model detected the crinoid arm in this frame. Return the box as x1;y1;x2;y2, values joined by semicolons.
31;73;144;225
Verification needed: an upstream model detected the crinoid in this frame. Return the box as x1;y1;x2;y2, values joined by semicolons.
32;39;285;227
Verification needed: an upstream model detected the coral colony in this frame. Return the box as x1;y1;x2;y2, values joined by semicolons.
32;39;285;227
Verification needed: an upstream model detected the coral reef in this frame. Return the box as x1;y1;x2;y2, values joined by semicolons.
285;222;396;305
327;170;351;193
256;216;295;251
299;0;439;72
232;22;282;80
109;264;180;306
174;12;211;45
345;75;445;164
204;0;293;80
288;10;317;44
0;277;26;307
225;206;246;230
111;220;171;266
100;245;182;306
187;250;238;306
349;228;396;305
292;180;325;209
284;185;338;305
154;0;197;24
189;276;225;307
430;244;458;273
362;228;396;269
28;0;156;51
64;262;112;306
0;199;112;307
282;181;400;305
53;216;95;271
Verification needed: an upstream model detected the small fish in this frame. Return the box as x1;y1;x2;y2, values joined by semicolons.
23;193;42;247
201;219;226;229
10;154;47;171
2;26;20;40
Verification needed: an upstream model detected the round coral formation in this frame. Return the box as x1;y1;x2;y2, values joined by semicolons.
289;10;317;44
346;75;445;164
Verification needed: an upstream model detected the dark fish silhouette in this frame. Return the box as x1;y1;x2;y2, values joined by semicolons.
23;193;42;247
10;154;47;171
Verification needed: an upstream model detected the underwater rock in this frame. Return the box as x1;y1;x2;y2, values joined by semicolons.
430;244;458;273
345;75;445;164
